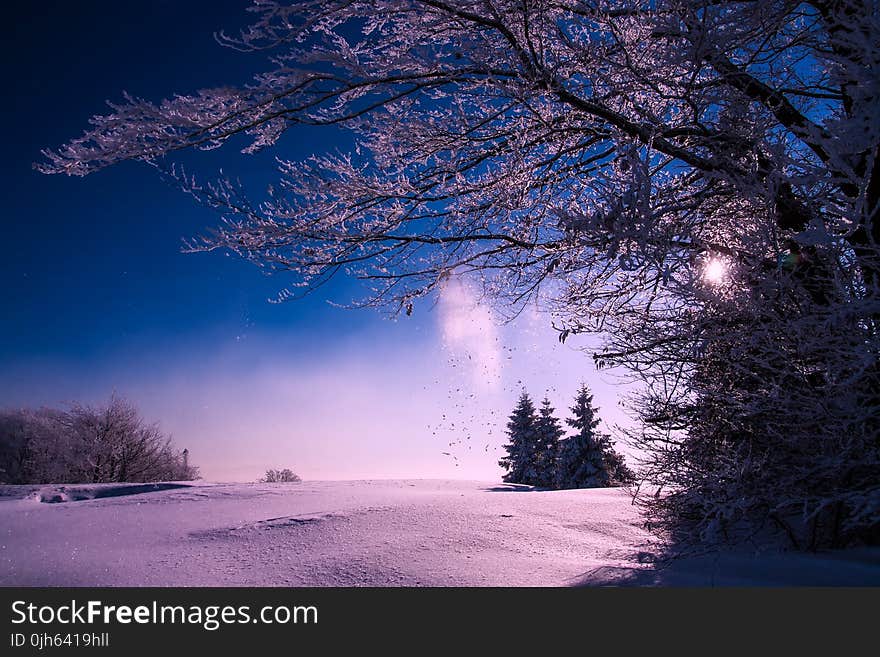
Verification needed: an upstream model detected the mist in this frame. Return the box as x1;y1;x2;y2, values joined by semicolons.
0;298;631;482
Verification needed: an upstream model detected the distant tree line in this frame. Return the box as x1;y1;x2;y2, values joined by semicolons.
0;395;199;484
499;385;633;489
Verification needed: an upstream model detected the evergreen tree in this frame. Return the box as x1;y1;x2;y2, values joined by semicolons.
498;392;538;485
532;398;565;488
604;448;636;487
555;384;631;489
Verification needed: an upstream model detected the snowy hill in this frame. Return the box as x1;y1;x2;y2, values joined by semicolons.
1;480;877;586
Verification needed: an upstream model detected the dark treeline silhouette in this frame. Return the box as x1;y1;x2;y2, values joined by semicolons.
0;395;199;484
499;384;633;489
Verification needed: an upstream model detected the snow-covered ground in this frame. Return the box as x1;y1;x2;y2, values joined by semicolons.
1;480;878;586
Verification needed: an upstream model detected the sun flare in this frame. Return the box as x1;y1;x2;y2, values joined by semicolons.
703;258;728;285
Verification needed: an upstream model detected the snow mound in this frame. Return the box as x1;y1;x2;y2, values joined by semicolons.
25;482;193;504
193;511;351;541
254;512;346;528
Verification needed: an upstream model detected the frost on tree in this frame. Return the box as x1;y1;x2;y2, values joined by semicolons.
0;397;198;484
556;384;630;489
533;398;565;488
40;0;880;548
498;392;539;485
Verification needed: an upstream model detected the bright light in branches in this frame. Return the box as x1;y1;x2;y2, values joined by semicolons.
703;258;728;286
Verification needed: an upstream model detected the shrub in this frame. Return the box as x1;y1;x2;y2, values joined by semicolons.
259;468;301;483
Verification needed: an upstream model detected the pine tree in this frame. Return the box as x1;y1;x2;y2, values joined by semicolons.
555;384;632;489
532;398;565;488
498;392;538;485
604;448;636;487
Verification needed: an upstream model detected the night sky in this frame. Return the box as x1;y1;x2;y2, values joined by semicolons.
1;1;628;481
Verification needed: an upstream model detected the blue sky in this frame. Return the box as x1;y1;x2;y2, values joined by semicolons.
1;1;631;481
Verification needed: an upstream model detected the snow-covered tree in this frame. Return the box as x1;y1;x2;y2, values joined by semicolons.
64;396;198;483
533;398;565;488
0;408;68;484
556;385;612;489
499;392;539;485
260;468;301;483
605;446;636;487
0;397;198;484
630;241;879;547
555;384;632;489
40;1;880;547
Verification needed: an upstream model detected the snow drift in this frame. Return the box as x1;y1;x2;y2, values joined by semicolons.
1;480;877;586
